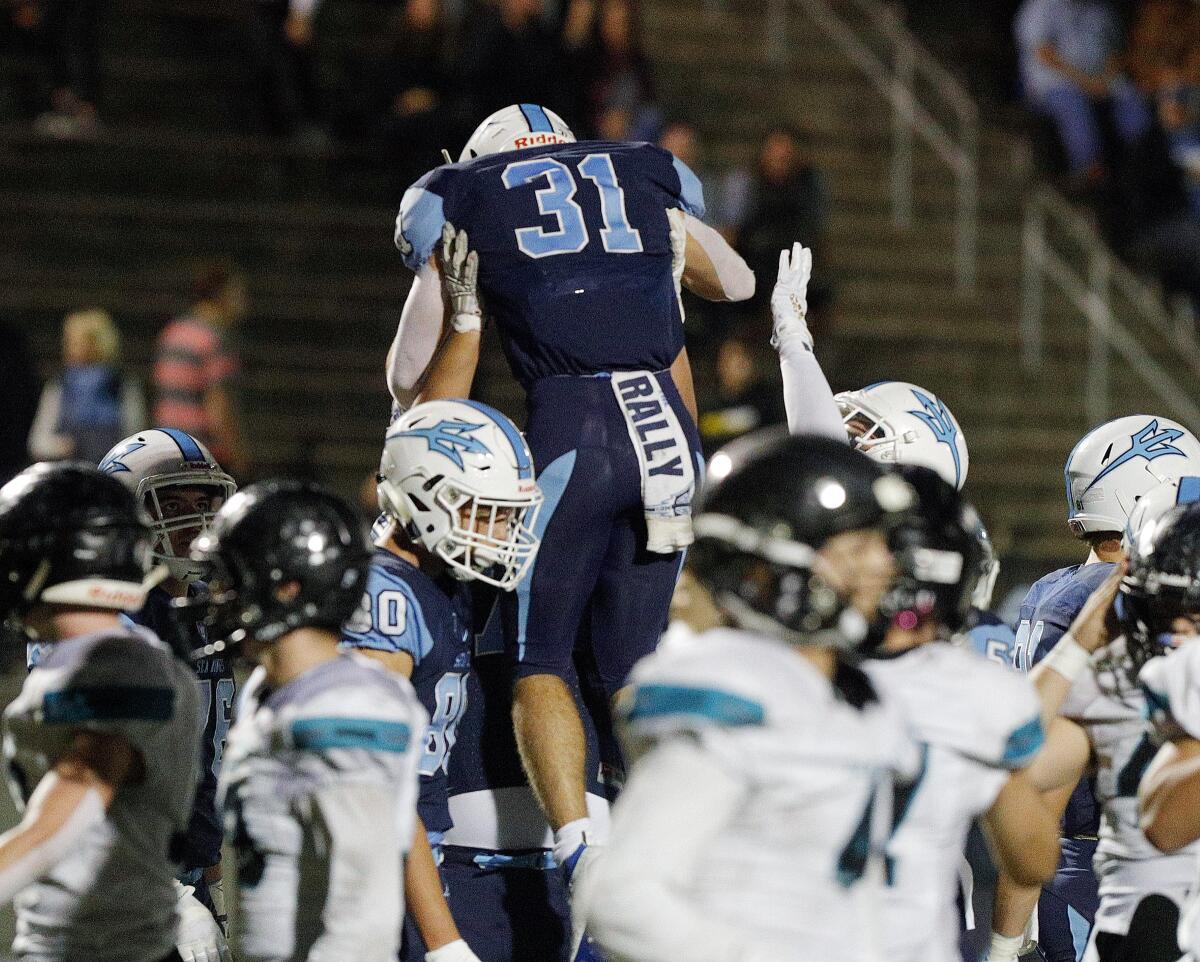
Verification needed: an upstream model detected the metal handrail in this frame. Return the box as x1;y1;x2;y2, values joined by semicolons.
772;0;979;291
1020;186;1200;428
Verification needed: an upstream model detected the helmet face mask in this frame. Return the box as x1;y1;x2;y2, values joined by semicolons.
378;400;543;591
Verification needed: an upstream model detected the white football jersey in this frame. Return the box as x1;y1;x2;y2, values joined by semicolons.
1061;637;1199;945
864;643;1044;962
218;653;426;962
620;628;922;962
2;626;203;962
1140;643;1200;962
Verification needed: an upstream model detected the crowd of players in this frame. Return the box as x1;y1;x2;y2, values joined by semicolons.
5;100;1200;962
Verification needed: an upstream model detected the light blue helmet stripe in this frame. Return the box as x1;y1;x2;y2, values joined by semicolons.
157;428;206;462
519;104;554;133
1178;476;1200;504
458;399;534;480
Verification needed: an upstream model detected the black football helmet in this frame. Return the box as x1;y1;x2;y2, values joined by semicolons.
188;479;370;655
879;465;983;635
0;462;153;628
1120;500;1200;672
689;430;917;650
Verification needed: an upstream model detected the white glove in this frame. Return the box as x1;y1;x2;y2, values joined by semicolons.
440;222;483;333
770;241;814;351
425;938;484;962
175;880;232;962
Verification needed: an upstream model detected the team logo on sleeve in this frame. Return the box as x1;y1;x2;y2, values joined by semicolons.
397;419;491;470
1084;420;1186;493
907;390;962;489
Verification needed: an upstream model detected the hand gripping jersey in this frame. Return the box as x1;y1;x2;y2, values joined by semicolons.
1060;637;1200;950
218;654;427;962
124;584;235;880
617;628;921;962
396;140;704;387
863;643;1044;962
3;626;203;962
341;548;472;840
1141;643;1200;962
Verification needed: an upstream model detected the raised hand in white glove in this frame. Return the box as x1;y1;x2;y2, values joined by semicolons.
770;241;814;351
175;880;232;962
440;222;483;333
425;938;484;962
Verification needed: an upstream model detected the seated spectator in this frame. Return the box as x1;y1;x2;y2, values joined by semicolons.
1014;0;1152;190
370;0;461;192
698;334;785;451
245;0;324;142
733;126;833;321
33;0;104;139
28;308;146;464
462;0;569;119
1128;0;1200;98
153;262;250;476
659;119;742;240
563;0;659;139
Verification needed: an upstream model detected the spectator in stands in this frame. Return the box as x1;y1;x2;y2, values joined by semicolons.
1127;0;1200;99
33;0;104;139
0;320;40;484
659;119;743;239
246;0;324;142
0;1;45;122
462;0;569;118
1014;0;1152;190
153;262;250;476
28;308;146;464
563;0;659;139
372;0;460;192
698;334;785;451
732;126;833;320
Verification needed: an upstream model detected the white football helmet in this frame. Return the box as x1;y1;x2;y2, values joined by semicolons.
1122;475;1200;551
98;428;236;583
835;381;969;491
459;103;576;162
1064;415;1200;537
377;399;542;590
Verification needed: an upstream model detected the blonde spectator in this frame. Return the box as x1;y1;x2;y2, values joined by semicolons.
28;308;147;463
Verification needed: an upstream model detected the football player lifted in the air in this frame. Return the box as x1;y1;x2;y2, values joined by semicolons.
389;103;756;923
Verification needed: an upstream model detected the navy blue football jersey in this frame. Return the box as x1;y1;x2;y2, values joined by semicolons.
396;140;705;387
122;584;234;872
964;608;1018;668
341;548;473;838
1014;562;1113;837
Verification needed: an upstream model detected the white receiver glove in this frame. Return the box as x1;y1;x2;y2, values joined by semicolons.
425;939;484;962
770;241;814;351
440;223;483;333
175;880;232;962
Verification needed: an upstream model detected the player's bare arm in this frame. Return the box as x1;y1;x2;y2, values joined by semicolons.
1140;737;1200;853
674;210;755;302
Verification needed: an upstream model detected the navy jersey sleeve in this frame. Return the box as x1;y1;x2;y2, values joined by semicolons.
341;564;435;665
1031;563;1116;666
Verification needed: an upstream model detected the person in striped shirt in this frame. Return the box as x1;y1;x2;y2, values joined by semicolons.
152;262;249;476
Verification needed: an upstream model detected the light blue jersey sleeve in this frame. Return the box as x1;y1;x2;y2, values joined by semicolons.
340;565;434;665
670;155;706;219
394;168;449;272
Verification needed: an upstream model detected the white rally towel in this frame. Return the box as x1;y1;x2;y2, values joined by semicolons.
611;370;696;554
